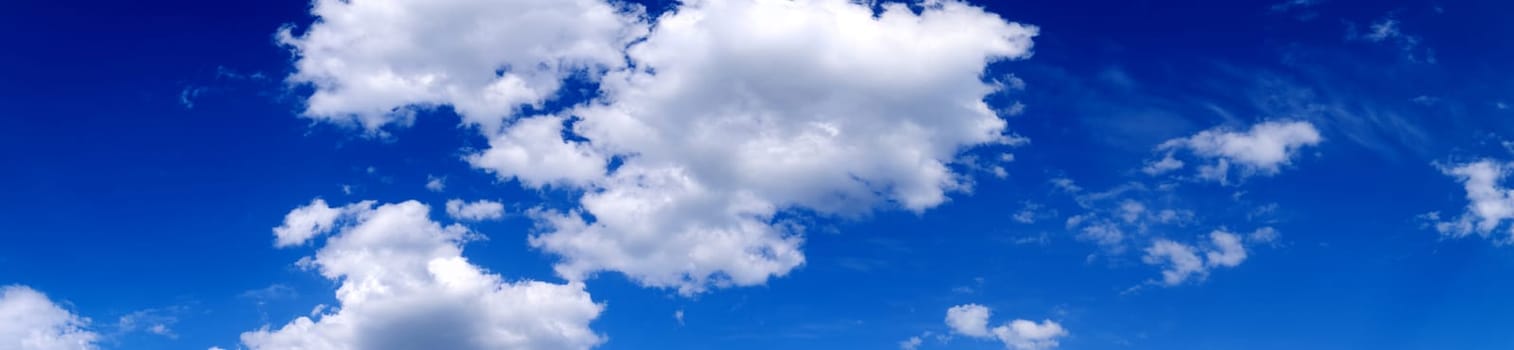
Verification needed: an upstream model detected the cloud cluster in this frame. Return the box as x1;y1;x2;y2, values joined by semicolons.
1061;181;1196;253
945;304;1066;350
1141;229;1273;286
244;200;603;350
282;0;1039;295
1056;121;1291;286
1151;121;1322;184
1429;160;1514;242
0;285;100;350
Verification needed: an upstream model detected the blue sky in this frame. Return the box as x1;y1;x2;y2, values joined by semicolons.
5;0;1514;349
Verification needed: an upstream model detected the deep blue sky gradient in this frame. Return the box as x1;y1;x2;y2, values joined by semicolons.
5;0;1514;349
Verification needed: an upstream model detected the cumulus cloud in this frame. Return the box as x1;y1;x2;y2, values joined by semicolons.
272;198;347;247
0;285;100;350
945;304;994;338
899;336;923;350
282;0;1037;294
241;200;603;350
531;0;1038;294
277;0;647;134
445;199;506;222
1155;121;1322;184
1142;229;1267;286
1012;201;1047;224
945;304;1066;350
1429;160;1514;242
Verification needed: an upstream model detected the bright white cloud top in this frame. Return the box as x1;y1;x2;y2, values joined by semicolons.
1431;160;1514;242
272;198;346;248
1154;121;1322;183
468;115;607;189
281;0;1038;295
278;0;647;134
0;285;100;350
1141;229;1269;286
945;304;1067;350
243;200;603;350
445;199;506;222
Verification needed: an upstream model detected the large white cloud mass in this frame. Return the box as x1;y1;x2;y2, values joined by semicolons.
0;285;100;350
242;200;604;350
945;304;1066;350
282;0;1038;295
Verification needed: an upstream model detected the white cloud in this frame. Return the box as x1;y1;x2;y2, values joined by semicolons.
530;0;1038;294
1156;121;1321;184
1071;219;1125;251
282;0;1037;295
1143;239;1204;285
1118;200;1146;223
0;285;100;350
425;175;445;192
466;115;606;188
1205;230;1248;267
899;336;923;350
241;200;603;350
1141;154;1183;175
946;304;1066;350
1430;160;1514;241
1142;230;1263;286
272;198;347;247
277;0;647;134
1050;178;1082;193
945;304;993;338
993;319;1069;350
1248;226;1280;243
445;199;506;222
1012;201;1045;224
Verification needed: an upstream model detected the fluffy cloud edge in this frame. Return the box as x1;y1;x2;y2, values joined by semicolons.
1142;228;1272;286
0;285;101;350
1154;120;1322;184
945;304;1067;350
1427;159;1514;242
243;199;604;350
